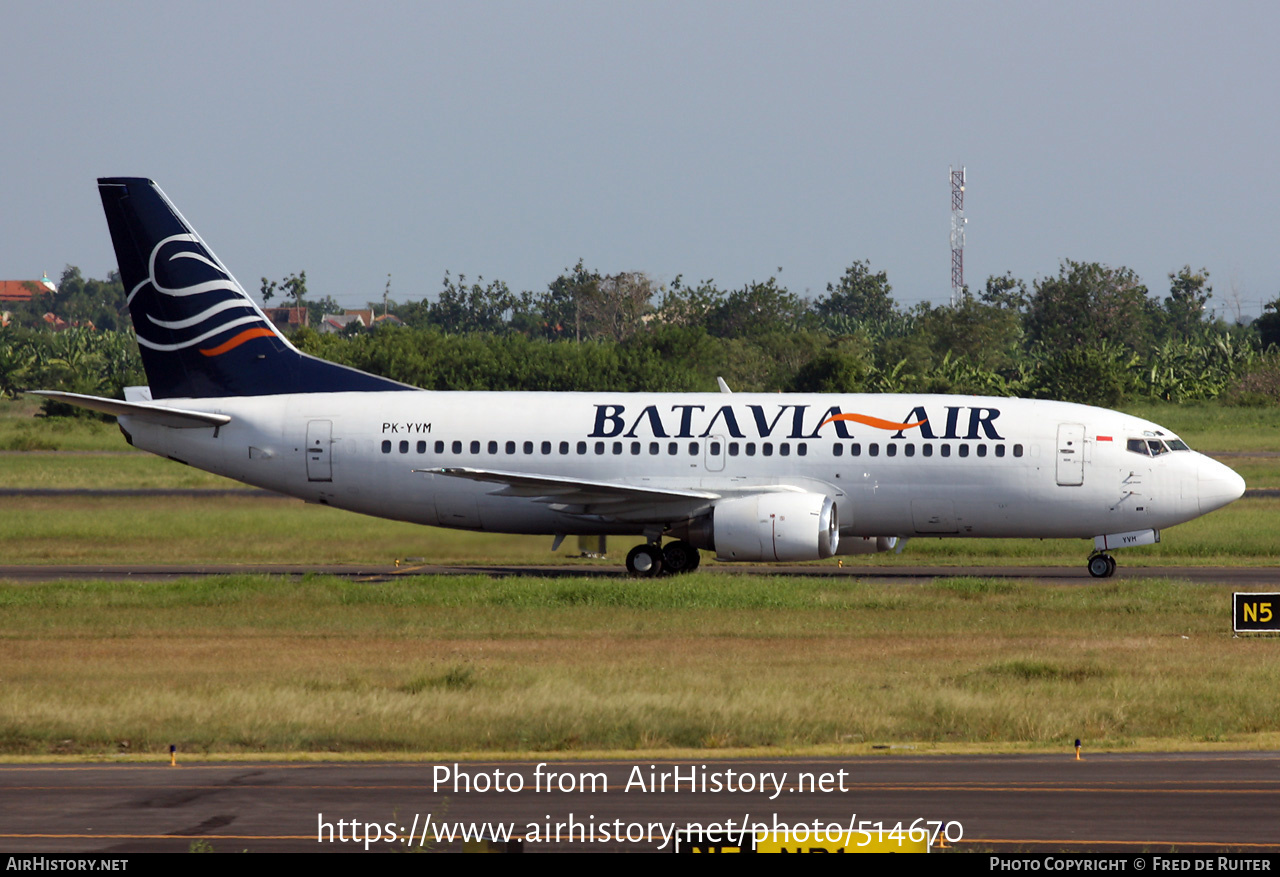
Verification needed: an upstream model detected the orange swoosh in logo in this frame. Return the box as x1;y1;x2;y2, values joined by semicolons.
819;413;928;431
199;327;276;357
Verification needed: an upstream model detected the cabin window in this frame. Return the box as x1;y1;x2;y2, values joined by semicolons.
595;441;605;455
904;444;915;457
451;440;462;454
922;445;933;457
401;441;410;454
650;442;660;455
977;444;987;458
523;441;534;454
869;444;879;457
779;443;790;457
710;441;722;455
689;442;700;455
833;444;844;457
995;445;1006;458
745;442;757;456
559;441;569;454
435;440;445;454
959;444;970;458
797;443;807;456
762;442;773;457
418;441;428;454
631;442;641;455
487;441;498;454
668;442;679;455
577;441;587;454
729;442;740;456
381;440;392;454
941;445;951;458
541;441;552;454
1013;444;1024;457
468;440;478;454
851;443;861;457
612;441;623;455
885;444;897;458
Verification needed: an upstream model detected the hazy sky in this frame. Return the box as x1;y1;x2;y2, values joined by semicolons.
3;1;1277;319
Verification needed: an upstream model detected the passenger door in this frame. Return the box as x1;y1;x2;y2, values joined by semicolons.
1056;423;1084;486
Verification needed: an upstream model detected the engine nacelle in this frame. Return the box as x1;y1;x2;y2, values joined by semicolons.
711;493;839;562
834;535;898;555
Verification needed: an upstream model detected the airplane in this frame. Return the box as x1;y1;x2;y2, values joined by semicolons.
35;178;1247;579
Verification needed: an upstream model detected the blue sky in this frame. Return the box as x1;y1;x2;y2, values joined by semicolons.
3;1;1277;319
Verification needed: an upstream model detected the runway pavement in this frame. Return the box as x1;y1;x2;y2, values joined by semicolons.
1;753;1277;853
2;562;1280;585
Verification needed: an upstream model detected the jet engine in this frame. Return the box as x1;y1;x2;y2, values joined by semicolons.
702;493;839;562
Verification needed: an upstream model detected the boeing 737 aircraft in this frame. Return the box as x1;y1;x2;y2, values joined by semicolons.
37;178;1246;578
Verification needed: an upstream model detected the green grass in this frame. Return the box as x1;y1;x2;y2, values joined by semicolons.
1;574;1277;755
0;493;1275;567
1122;401;1280;453
0;398;127;451
0;453;237;489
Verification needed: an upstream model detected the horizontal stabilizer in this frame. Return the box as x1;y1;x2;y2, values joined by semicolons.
29;391;231;429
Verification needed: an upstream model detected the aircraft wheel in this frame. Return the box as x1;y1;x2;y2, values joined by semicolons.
1087;554;1115;578
662;540;700;575
626;544;665;577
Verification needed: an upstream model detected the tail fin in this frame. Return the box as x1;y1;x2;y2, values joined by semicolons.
98;177;410;398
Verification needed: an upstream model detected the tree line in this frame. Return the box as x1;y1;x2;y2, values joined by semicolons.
4;259;1280;411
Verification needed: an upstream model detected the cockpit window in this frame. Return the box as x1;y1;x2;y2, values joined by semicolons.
1129;434;1190;456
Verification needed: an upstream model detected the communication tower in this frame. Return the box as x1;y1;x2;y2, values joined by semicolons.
950;165;967;307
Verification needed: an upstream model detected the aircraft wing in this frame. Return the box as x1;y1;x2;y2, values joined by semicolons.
416;466;720;517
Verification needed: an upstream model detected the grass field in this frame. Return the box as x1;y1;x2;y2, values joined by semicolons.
0;494;1276;567
1;574;1278;757
1;398;1277;759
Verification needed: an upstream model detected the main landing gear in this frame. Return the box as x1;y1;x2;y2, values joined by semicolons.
1087;552;1117;578
625;540;701;577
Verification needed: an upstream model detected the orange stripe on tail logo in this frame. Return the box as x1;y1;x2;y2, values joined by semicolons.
819;413;928;432
199;326;276;357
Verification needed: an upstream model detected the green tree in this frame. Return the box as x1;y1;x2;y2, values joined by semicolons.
814;260;897;327
537;260;601;341
979;272;1030;311
1254;297;1280;350
1161;266;1212;340
706;278;807;339
1024;261;1153;355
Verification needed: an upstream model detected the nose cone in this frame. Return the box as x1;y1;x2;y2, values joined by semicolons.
1198;456;1247;515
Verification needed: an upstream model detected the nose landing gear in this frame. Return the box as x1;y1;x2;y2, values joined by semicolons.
1087;552;1117;578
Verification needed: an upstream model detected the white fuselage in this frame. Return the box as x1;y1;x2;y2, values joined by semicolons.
118;391;1245;544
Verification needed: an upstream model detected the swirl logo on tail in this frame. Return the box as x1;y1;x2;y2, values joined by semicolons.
129;234;279;357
